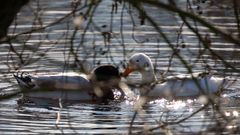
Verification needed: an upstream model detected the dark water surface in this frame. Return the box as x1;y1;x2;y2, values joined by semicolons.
0;0;240;134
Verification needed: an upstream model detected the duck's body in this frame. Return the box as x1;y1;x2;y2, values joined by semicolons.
123;53;227;99
20;74;95;100
15;65;121;102
144;75;225;99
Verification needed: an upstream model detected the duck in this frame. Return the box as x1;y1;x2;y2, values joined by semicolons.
14;65;123;103
122;53;228;99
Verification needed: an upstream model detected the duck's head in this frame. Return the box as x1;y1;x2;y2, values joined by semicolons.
122;53;156;84
93;65;120;82
90;65;121;100
122;53;153;76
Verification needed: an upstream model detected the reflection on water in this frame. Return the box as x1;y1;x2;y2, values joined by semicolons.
1;94;240;134
0;0;240;134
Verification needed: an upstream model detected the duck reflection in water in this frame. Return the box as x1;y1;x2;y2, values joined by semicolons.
15;65;126;106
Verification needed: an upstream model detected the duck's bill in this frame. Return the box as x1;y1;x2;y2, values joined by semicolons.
121;67;134;77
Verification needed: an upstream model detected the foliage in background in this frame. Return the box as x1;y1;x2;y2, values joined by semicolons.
0;0;239;134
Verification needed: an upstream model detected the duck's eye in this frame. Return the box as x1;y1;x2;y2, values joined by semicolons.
144;62;149;67
136;60;139;62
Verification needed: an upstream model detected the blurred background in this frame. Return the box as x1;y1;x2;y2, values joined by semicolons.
0;0;240;134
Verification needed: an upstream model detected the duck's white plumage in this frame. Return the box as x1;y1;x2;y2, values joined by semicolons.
146;75;225;98
23;74;93;100
30;73;91;90
123;53;227;99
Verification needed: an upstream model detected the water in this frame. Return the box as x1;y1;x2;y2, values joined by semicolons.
0;0;240;134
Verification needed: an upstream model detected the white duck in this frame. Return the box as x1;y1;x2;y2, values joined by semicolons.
122;53;227;99
14;65;123;102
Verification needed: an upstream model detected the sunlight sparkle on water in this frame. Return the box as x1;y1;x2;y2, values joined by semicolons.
232;110;239;117
187;99;194;104
189;108;193;112
224;111;239;117
125;100;134;105
226;124;237;129
222;94;228;97
225;111;231;117
166;100;186;110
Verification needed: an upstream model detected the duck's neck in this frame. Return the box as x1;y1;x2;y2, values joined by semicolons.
140;68;157;84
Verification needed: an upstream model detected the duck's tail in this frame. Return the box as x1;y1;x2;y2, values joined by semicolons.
13;72;35;89
224;76;238;89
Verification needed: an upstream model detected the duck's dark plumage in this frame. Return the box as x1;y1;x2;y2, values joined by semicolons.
93;65;120;82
